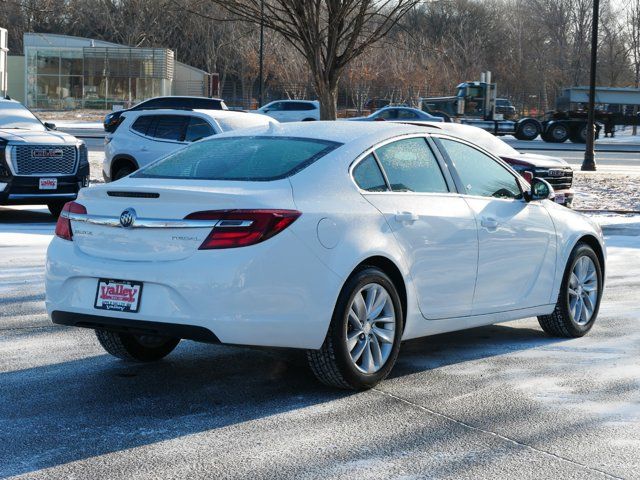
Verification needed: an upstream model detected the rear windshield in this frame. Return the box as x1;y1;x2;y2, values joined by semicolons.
133;136;341;181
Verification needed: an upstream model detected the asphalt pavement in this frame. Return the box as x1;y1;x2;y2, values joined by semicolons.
1;206;639;479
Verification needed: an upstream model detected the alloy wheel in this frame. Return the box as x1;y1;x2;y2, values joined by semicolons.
568;256;598;326
345;283;396;374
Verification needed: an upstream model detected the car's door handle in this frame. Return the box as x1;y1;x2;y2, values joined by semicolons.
140;146;149;151
481;217;499;229
395;212;419;224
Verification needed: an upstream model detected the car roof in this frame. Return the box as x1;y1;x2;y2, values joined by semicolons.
213;120;440;145
124;108;266;120
267;99;319;104
141;95;225;102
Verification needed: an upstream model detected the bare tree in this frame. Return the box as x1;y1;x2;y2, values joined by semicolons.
626;0;640;134
198;0;419;119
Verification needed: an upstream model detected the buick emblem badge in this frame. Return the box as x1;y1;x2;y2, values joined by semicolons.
119;208;136;228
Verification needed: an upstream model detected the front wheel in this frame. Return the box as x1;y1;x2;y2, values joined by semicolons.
538;243;603;337
307;267;403;390
95;329;180;362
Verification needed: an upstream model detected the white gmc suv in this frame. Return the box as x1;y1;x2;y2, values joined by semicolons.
103;109;276;181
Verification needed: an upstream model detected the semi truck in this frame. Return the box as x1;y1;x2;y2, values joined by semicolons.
421;72;640;143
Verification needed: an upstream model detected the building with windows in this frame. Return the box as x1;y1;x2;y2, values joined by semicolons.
8;33;212;110
1;28;7;98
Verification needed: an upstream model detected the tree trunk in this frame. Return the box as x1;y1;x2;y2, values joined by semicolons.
316;83;339;120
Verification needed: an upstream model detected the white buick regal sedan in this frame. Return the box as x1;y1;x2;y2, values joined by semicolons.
46;122;606;390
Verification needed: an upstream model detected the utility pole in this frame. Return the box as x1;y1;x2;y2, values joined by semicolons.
258;0;265;108
582;0;600;171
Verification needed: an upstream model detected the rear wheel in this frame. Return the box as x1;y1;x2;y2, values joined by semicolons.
113;164;135;180
538;243;603;337
546;123;570;143
47;201;66;217
514;120;540;140
95;329;180;362
570;125;588;143
307;267;403;390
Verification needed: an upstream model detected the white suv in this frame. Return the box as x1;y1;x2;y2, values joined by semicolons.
256;100;320;122
103;109;276;181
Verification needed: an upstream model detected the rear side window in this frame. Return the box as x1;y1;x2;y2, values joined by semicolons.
151;115;189;141
130;115;153;135
374;138;448;193
353;155;387;192
284;102;315;111
191;98;224;110
134;136;341;181
184;116;214;142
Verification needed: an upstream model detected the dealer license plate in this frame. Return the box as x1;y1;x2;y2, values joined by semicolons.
94;279;143;313
39;178;57;190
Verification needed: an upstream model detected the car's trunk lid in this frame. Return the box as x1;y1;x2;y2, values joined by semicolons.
71;179;295;261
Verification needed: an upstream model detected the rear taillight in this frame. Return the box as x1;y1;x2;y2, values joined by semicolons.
55;201;87;241
185;209;301;249
522;170;534;183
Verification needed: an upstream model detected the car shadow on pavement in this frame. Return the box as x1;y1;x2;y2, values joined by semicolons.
392;322;567;378
0;321;567;477
0;206;55;225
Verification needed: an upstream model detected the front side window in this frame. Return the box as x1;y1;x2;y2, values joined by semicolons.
439;139;522;199
184;116;215;142
396;109;418;119
374;138;448;193
265;102;283;111
353;154;387;192
134;136;341;181
375;109;396;120
151;115;189;141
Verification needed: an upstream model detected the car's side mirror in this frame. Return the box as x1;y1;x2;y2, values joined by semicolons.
262;108;270;113
44;122;57;130
525;178;555;202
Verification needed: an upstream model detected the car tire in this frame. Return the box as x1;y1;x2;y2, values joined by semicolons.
95;329;180;362
546;123;570;143
570;125;588;144
307;266;403;390
514;120;540;140
113;165;135;180
47;201;66;217
538;243;603;338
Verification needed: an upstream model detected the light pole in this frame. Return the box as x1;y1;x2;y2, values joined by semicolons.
258;0;265;108
582;0;600;171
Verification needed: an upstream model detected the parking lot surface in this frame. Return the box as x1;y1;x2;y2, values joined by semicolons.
1;207;639;480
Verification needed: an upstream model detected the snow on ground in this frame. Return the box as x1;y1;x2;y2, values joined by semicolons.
572;171;640;211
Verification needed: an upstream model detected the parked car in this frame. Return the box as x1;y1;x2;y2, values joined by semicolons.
103;96;228;133
256;100;319;122
0;99;89;217
348;106;444;122
427;122;575;207
496;98;517;119
103;109;277;181
47;121;605;390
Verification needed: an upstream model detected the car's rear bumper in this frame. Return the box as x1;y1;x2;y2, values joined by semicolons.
51;310;221;343
45;231;343;349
